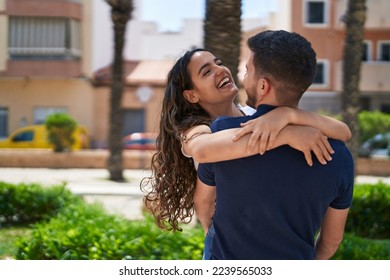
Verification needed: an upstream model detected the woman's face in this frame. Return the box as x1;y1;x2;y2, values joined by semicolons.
186;51;238;107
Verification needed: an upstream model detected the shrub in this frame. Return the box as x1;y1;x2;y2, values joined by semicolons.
332;233;390;260
345;182;390;239
0;181;80;226
16;203;204;260
44;113;77;152
358;110;390;143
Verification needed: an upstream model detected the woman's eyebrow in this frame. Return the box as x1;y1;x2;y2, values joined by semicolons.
198;63;210;76
197;58;221;76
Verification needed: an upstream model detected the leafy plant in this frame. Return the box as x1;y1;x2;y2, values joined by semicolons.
16;202;204;260
332;233;390;260
0;181;80;226
358;111;390;143
44;113;77;152
345;182;390;239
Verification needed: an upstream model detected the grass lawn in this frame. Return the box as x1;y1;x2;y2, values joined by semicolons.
0;226;32;259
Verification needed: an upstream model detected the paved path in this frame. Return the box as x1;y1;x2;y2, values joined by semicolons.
1;168;389;220
0;168;153;220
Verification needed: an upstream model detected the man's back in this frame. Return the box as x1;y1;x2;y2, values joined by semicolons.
197;107;354;259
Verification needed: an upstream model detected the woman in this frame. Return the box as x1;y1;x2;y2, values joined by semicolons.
140;49;350;234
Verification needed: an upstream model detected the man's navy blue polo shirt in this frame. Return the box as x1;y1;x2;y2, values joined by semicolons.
197;104;354;260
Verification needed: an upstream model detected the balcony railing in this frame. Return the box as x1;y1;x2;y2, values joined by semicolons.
334;61;390;92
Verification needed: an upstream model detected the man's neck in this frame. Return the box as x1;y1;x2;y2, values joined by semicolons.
207;103;243;118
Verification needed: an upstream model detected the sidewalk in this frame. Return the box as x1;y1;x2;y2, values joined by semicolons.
0;168;153;220
1;167;389;220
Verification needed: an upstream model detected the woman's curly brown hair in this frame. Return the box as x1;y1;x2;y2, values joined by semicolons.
140;49;213;232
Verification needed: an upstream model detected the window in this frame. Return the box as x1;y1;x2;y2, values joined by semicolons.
304;0;328;25
12;130;34;142
0;108;8;137
378;41;390;62
381;104;390;114
8;16;81;60
33;107;67;124
312;60;328;86
362;41;372;62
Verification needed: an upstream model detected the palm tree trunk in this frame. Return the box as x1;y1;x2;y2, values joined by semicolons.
106;0;133;181
204;0;242;87
341;0;366;174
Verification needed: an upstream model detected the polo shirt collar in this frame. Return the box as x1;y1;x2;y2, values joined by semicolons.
252;104;278;118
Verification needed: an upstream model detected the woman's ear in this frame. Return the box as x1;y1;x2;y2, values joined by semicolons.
183;89;199;104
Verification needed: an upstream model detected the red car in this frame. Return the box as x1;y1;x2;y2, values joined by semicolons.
122;132;157;150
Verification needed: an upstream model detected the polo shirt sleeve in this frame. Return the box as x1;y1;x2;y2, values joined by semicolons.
330;146;355;209
197;162;216;187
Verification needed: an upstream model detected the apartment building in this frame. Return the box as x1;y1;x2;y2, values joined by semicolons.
0;0;95;140
291;0;390;114
0;0;175;148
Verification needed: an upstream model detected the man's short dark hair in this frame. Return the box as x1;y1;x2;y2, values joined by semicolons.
247;30;317;105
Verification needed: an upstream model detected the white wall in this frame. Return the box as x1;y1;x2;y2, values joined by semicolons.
91;0;270;71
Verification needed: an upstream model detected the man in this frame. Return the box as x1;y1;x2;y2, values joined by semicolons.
196;30;354;260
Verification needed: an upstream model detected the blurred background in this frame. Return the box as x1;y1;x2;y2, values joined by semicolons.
0;0;389;149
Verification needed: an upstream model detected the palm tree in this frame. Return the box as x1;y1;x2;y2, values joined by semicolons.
105;0;133;181
341;0;366;169
204;0;242;86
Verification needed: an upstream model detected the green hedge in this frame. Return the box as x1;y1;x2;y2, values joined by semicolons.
332;233;390;260
345;182;390;239
6;181;390;260
16;202;204;260
0;181;80;226
358;110;390;143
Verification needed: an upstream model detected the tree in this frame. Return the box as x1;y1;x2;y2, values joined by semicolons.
105;0;133;182
204;0;242;87
45;113;77;152
341;0;366;169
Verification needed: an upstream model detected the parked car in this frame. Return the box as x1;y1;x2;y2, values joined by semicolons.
122;132;157;150
359;132;390;158
0;125;89;150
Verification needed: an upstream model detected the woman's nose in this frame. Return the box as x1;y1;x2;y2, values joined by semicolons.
215;64;224;76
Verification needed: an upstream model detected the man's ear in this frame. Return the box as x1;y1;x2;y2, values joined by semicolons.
258;78;271;96
183;89;199;103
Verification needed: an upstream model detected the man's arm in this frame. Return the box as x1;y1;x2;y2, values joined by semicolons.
315;207;350;260
193;177;216;234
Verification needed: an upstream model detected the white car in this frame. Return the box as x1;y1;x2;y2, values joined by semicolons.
359;132;390;158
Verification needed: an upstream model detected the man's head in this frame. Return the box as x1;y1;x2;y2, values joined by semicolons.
243;30;317;108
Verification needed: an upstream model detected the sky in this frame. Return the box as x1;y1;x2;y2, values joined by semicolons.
140;0;278;31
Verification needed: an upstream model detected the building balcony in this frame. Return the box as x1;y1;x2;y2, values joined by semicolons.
334;61;390;92
1;59;82;78
6;0;82;19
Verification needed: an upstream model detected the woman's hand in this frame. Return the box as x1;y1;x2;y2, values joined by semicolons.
286;126;334;166
232;107;292;154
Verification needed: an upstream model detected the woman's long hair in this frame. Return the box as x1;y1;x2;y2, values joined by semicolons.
141;49;212;231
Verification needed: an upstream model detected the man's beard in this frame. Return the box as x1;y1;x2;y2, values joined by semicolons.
245;85;258;108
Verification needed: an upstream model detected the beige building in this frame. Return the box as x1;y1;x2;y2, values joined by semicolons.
0;0;96;141
291;0;390;113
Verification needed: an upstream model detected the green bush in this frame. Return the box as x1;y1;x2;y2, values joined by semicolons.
358;110;390;143
345;182;390;239
9;181;390;260
0;181;80;226
45;113;77;152
15;202;204;260
332;233;390;260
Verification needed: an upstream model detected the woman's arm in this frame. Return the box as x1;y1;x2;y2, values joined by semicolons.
233;106;351;154
182;124;333;166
